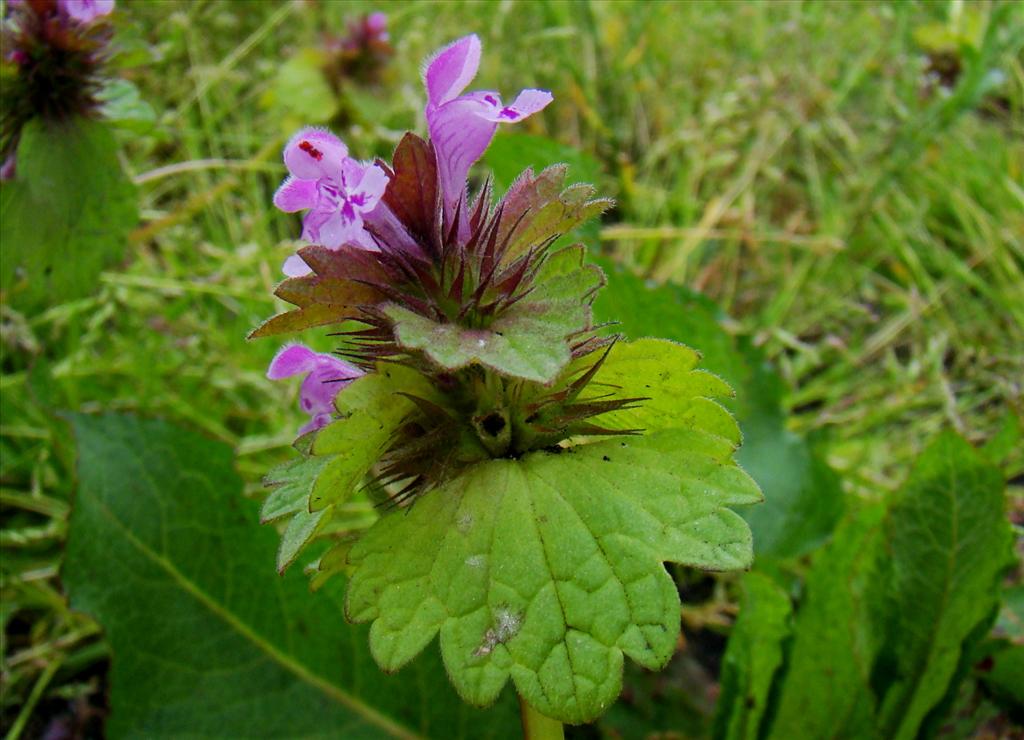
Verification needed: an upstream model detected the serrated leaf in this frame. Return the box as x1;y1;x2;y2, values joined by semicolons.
249;275;383;339
1;117;137;311
346;428;759;724
310;365;439;509
875;432;1013;740
261;455;329;522
587;338;738;441
384;249;603;383
98;79;158;132
63;413;520;739
767;503;888;739
593;264;843;559
712;572;791;740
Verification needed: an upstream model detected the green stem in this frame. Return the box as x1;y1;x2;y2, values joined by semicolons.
519;697;564;740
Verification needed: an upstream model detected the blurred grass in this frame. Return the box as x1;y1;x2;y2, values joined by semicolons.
1;0;1022;735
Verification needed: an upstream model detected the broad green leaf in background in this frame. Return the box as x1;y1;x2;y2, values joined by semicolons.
346;421;761;724
98;79;158;133
712;572;791;740
767;503;888;739
876;432;1014;740
761;431;1013;740
260;47;337;128
0;118;137;312
64;414;519;739
593;263;844;560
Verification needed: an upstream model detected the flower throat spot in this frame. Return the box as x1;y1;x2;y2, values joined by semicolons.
299;140;324;161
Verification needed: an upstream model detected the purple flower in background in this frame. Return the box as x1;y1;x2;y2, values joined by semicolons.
0;154;16;182
273;127;389;276
267;344;364;435
424;34;553;221
58;0;115;24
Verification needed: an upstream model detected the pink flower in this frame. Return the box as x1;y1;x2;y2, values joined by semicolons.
267;344;364;435
58;0;115;24
423;34;552;222
273;127;389;276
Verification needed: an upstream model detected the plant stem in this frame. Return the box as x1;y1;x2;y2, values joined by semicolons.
519;697;564;740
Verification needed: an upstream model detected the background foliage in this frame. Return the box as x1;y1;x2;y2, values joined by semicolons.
1;0;1021;737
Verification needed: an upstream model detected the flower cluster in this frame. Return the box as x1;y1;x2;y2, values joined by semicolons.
323;11;392;89
262;33;619;486
1;0;115;176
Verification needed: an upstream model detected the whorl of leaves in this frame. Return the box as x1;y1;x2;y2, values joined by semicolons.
251;133;611;383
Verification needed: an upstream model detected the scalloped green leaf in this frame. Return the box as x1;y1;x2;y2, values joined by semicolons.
310;365;438;507
383;248;603;383
268;365;441;573
586;338;738;440
346;424;760;724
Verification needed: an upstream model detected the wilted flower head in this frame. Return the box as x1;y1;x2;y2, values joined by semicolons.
323;10;392;89
267;344;364;435
1;0;115;165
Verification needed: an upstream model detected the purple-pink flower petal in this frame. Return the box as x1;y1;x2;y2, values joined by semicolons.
423;34;481;107
267;344;318;379
267;344;365;436
283;127;348;181
59;0;114;23
426;96;500;215
423;37;554;221
273;176;318;213
351;163;390;204
282;254;312;277
480;88;554;122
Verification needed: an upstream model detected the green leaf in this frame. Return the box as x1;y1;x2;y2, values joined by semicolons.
586;338;738;440
767;503;888;739
593;264;844;559
385;247;603;383
260;47;337;125
346;427;760;724
1;118;137;311
980;410;1022;468
261;455;329;523
64;413;519;739
712;572;791;740
876;431;1014;740
311;365;440;509
266;365;441;573
98;79;158;133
